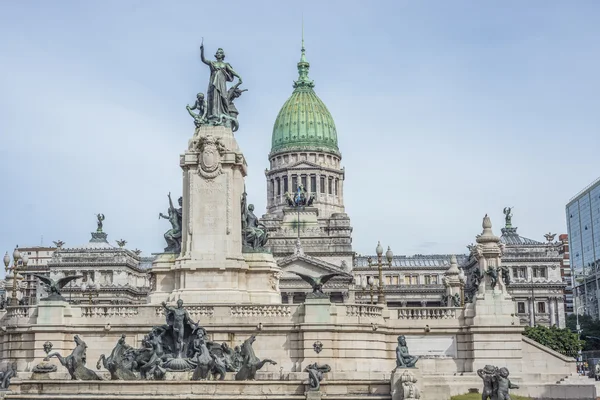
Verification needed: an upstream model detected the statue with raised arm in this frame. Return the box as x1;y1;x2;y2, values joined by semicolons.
161;300;198;358
200;42;244;129
96;214;105;232
186;93;208;128
158;192;182;254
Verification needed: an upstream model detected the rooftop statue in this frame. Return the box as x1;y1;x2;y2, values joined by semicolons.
234;335;277;380
199;41;245;132
291;271;343;295
96;214;105;233
33;274;83;301
48;335;102;380
503;207;512;228
52;240;65;249
395;335;418;369
241;192;268;251
285;184;314;207
159;193;182;254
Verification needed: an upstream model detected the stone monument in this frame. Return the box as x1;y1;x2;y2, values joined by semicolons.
148;42;281;304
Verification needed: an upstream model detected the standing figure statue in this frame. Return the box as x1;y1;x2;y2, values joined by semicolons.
161;300;198;358
500;265;510;287
496;367;518;400
241;192;268;250
395;335;418;368
200;43;243;128
96;214;105;232
477;365;498;400
503;207;512;228
159;193;182;254
186;93;208;128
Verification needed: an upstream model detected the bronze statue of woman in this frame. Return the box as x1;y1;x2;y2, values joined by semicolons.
200;44;242;121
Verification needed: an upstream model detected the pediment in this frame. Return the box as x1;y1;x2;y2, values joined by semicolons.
287;161;321;170
278;254;352;280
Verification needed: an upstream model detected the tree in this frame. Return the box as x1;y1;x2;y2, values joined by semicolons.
566;314;600;351
523;324;583;356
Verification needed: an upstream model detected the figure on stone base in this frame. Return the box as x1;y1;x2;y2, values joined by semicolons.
486;266;498;290
304;363;331;391
48;335;102;380
96;214;105;232
234;335;277;380
187;93;208;128
241;192;268;251
291;271;344;295
200;42;245;131
33;341;58;373
395;335;418;369
159;193;182;254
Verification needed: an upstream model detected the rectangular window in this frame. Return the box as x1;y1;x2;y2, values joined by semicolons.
386;276;392;285
276;178;281;195
424;276;431;284
328;178;333;194
517;302;525;314
283;176;288;193
431;275;438;284
335;178;339;195
292;176;298;192
537;302;546;313
512;268;518;278
270;179;274;197
310;176;316;193
411;276;417;285
320;177;325;193
301;175;307;190
393;276;399;285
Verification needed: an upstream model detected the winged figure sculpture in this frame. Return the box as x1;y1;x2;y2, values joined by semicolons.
291;272;343;294
33;274;83;301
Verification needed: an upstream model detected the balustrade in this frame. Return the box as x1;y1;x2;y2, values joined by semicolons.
230;305;291;317
345;304;383;317
396;307;460;320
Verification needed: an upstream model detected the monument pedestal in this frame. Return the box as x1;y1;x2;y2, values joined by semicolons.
391;368;422;400
148;125;281;304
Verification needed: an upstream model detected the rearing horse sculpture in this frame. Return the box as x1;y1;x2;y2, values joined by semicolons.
234;335;277;381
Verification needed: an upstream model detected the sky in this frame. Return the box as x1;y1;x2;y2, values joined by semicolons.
1;1;599;269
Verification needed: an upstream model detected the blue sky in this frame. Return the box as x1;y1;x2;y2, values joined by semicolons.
1;1;599;268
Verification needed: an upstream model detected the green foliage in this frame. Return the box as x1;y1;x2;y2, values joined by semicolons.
522;324;583;355
566;313;600;351
451;394;531;400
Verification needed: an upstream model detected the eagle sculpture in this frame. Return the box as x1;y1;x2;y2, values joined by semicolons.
33;274;83;301
291;272;343;294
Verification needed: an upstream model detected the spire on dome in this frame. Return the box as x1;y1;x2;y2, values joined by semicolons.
294;19;314;89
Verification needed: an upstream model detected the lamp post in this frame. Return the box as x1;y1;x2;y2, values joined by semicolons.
368;241;392;305
81;280;99;304
3;247;27;306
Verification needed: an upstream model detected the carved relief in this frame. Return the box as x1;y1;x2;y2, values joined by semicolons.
194;135;228;179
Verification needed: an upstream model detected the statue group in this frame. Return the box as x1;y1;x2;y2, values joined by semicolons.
187;42;247;132
478;365;519;400
48;301;275;381
285;184;314;208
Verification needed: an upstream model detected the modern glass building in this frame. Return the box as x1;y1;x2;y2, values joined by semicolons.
566;177;600;275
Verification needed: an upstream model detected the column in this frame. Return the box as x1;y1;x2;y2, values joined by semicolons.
549;297;556;326
287;293;294;304
529;298;535;326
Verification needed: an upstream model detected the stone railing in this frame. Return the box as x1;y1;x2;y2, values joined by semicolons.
81;306;140;318
396;307;461;320
345;304;383;317
230;305;292;318
155;306;215;318
5;306;32;319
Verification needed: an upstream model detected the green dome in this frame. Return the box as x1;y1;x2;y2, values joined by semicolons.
270;45;339;156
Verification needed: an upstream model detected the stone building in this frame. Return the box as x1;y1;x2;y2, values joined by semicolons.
14;246;57;305
261;41;353;296
46;225;150;305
